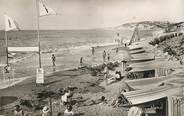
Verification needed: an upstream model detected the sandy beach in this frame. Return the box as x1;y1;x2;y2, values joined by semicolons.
0;42;132;116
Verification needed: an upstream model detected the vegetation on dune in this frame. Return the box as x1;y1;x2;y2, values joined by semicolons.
79;61;120;76
149;32;184;62
149;32;183;46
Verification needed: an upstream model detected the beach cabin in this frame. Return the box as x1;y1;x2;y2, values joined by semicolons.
127;60;181;79
123;85;184;116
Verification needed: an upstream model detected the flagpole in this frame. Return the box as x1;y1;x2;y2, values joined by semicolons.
5;30;8;65
36;0;42;68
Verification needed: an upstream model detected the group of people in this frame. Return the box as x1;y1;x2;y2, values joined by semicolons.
12;87;75;116
51;47;116;69
82;94;129;108
115;33;124;45
103;50;110;62
103;65;124;85
91;47;111;62
79;48;112;67
60;87;75;116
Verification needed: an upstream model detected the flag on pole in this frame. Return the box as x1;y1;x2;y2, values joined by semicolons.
39;0;56;17
4;15;20;31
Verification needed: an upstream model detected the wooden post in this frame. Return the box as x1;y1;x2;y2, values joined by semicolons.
49;97;53;116
35;0;42;68
12;69;15;86
2;70;5;82
5;31;8;65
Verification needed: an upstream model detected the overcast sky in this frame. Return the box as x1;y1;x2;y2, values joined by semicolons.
0;0;183;30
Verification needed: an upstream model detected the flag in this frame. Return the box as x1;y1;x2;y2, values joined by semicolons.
39;0;56;17
4;15;20;31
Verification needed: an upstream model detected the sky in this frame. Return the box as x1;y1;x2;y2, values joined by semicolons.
0;0;183;30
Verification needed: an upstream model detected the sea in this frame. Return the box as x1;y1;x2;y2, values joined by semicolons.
0;28;154;78
0;29;132;63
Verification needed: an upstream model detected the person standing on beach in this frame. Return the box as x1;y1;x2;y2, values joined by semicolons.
107;53;110;61
92;47;95;55
103;50;106;62
51;54;56;66
116;48;119;54
80;57;83;66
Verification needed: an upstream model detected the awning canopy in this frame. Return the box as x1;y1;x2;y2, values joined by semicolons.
129;60;181;69
8;47;39;52
130;49;145;54
129;67;155;72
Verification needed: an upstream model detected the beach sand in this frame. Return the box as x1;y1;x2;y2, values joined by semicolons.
0;44;131;116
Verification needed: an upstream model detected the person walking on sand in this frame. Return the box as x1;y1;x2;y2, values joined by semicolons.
116;48;119;54
80;57;83;66
103;50;106;62
51;54;56;66
92;47;95;55
107;53;110;61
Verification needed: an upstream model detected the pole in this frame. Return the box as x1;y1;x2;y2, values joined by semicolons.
49;97;53;116
5;31;8;65
36;0;42;68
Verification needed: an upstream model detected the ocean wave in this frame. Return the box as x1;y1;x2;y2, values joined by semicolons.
42;42;117;54
8;42;117;64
